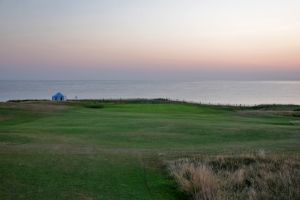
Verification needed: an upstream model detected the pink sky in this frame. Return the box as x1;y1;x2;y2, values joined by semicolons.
0;0;299;79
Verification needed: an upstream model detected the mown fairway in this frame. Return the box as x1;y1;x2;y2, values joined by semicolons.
0;100;299;199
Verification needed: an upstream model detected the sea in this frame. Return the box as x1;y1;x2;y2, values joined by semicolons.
0;80;299;105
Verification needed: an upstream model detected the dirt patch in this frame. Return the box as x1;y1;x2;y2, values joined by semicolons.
0;116;12;121
237;110;300;117
0;102;68;113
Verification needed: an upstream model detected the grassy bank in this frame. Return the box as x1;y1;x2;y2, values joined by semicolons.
0;100;299;199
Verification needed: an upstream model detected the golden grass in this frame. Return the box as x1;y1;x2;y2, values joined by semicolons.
168;152;300;200
170;162;218;200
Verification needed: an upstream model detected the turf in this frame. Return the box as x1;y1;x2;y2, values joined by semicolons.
0;100;299;199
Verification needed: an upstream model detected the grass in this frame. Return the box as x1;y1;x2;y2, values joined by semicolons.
169;162;218;200
0;100;299;199
169;153;300;200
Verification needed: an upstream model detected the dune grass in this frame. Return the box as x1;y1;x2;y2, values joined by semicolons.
169;153;300;200
0;100;299;199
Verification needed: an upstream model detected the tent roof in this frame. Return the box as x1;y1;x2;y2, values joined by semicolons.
53;92;64;97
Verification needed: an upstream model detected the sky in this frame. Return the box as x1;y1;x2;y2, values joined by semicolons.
0;0;299;80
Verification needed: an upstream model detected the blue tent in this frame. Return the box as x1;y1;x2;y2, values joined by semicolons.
52;92;65;101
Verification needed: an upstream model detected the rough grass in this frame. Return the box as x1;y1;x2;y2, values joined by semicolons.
169;163;218;200
169;152;300;200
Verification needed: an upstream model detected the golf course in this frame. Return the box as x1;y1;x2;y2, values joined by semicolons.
0;100;299;200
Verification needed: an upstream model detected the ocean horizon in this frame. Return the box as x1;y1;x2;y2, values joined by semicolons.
1;80;299;105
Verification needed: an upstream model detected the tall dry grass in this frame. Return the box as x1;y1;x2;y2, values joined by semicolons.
168;152;300;200
170;162;218;200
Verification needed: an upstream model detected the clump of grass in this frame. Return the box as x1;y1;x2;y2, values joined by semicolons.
168;153;300;200
170;161;218;200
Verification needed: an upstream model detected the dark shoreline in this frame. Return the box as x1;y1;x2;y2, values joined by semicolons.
4;98;300;110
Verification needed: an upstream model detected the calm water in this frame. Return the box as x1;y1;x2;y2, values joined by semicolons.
0;80;299;105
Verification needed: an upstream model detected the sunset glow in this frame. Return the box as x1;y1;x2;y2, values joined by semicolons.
0;0;299;79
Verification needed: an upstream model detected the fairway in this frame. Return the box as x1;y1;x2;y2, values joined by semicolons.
0;100;299;199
